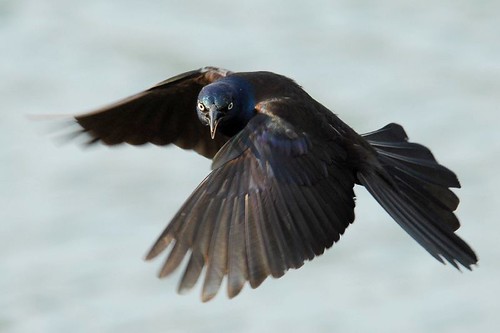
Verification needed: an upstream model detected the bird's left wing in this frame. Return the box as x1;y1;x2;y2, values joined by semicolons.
146;103;357;301
74;66;230;158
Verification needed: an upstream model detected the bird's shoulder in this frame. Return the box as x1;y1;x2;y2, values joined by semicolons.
228;71;354;140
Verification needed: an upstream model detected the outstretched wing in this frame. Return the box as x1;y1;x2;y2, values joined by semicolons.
146;105;357;301
74;66;231;158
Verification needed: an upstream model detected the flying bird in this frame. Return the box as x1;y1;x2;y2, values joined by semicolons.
73;66;477;301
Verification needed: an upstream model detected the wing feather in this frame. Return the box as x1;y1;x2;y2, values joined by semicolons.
227;196;248;298
202;198;231;301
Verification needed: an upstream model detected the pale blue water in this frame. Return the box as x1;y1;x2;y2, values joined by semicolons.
1;0;499;332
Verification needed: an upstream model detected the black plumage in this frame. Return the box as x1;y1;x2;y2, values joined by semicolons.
73;66;477;301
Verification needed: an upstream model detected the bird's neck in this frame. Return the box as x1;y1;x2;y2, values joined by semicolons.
218;77;256;137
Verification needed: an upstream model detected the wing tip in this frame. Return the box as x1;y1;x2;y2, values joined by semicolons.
145;235;173;261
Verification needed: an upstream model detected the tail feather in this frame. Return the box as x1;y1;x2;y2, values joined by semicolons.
365;124;460;188
359;123;477;269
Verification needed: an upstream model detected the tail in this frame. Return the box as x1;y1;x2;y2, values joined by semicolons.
358;123;477;269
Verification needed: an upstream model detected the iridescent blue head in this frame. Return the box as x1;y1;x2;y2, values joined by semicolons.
197;76;256;139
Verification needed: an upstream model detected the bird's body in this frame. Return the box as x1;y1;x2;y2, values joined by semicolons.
74;67;477;301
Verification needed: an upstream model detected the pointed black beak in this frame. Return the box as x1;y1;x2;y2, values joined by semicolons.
208;108;223;139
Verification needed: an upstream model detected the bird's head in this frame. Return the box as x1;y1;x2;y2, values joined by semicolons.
197;77;255;139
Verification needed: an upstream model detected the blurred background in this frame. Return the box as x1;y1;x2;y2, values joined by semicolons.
1;0;499;332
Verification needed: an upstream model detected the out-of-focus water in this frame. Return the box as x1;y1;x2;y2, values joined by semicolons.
1;0;499;332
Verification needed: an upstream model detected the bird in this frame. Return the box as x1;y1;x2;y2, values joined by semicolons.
72;66;477;302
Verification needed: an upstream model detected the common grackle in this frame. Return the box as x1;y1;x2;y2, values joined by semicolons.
73;66;477;301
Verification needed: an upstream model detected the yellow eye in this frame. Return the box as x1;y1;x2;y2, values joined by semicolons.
198;102;205;111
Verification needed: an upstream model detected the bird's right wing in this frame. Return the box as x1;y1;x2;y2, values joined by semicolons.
73;66;230;158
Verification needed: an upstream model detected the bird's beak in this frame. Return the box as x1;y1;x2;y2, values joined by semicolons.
208;108;223;139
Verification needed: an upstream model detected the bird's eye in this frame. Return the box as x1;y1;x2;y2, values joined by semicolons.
228;102;233;110
198;102;205;111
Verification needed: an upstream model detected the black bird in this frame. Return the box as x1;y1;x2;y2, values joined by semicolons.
73;66;477;301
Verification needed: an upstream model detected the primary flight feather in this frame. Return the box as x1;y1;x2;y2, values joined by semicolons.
73;66;477;301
